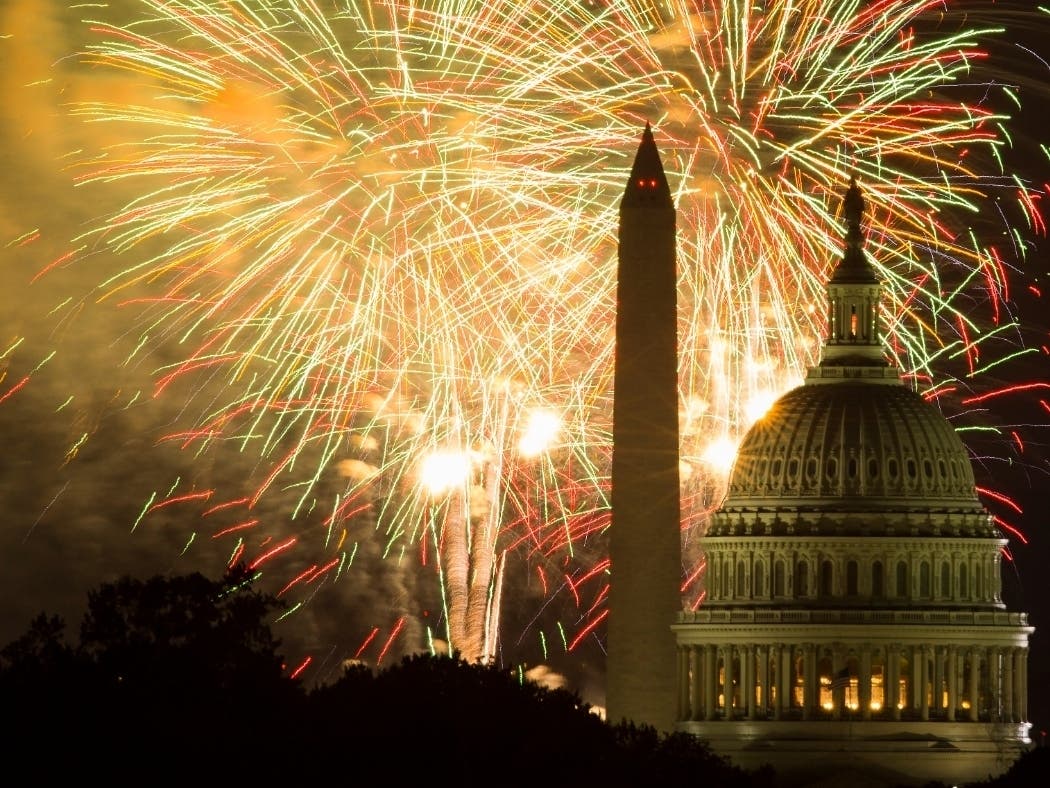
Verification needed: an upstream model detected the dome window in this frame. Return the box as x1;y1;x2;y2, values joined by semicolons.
887;458;898;479
820;560;834;597
896;561;909;597
848;457;858;479
923;459;933;478
772;458;782;477
906;458;917;480
788;457;800;480
806;457;818;480
938;459;948;478
826;457;838;479
796;562;809;597
868;457;879;479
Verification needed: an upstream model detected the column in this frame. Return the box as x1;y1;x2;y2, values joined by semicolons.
724;645;735;720
688;646;702;721
677;646;689;721
781;645;794;718
968;648;980;722
704;644;717;721
919;645;929;721
947;646;958;721
1003;647;1015;723
933;646;944;718
802;643;816;720
832;650;846;720
888;644;901;720
907;647;915;714
759;645;771;719
1016;648;1028;722
741;645;754;719
785;643;797;718
772;644;785;719
860;645;872;720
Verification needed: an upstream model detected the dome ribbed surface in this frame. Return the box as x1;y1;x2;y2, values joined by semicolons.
722;382;982;510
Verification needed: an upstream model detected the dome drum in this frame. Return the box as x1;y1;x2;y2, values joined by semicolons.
700;535;1007;609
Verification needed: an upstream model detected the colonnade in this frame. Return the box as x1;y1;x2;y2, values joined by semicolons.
676;641;1029;724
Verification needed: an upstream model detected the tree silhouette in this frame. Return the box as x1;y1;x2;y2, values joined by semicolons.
1;566;299;779
1;568;778;786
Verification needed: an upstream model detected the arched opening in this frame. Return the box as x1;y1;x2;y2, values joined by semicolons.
820;560;834;597
774;560;786;596
872;560;884;597
754;561;765;597
796;561;809;597
896;560;909;598
846;561;859;596
941;561;951;599
736;559;747;598
919;561;931;598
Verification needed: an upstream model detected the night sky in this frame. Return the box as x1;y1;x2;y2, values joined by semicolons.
2;0;1050;735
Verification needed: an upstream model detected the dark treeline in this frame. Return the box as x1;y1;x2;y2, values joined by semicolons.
0;566;767;785
1;567;1044;787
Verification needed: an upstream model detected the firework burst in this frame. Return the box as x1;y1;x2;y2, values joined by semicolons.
47;0;1046;670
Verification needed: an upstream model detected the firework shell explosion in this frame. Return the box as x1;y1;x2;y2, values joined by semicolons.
9;0;1048;677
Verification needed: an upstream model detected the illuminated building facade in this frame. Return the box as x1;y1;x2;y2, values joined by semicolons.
671;178;1034;786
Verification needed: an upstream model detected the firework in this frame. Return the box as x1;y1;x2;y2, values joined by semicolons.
52;1;1045;669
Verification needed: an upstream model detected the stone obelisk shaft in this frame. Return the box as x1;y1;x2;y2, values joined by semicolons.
606;123;682;732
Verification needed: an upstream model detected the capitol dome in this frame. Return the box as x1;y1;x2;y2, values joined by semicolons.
672;176;1031;787
712;382;991;535
709;176;992;540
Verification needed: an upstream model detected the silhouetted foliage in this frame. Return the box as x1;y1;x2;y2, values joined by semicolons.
963;745;1050;786
607;721;774;787
1;569;772;786
1;566;298;780
79;565;289;695
307;651;618;783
